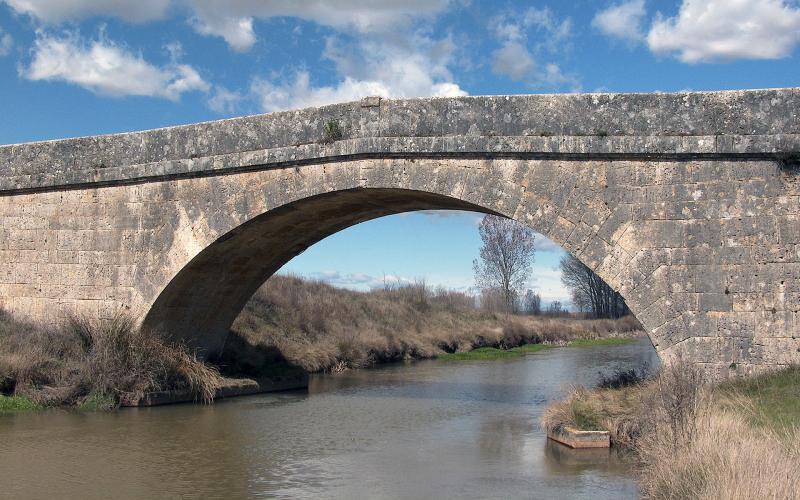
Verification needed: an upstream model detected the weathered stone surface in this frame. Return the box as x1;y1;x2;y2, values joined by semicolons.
0;89;798;377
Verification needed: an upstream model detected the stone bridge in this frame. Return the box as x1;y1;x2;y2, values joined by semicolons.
1;89;798;377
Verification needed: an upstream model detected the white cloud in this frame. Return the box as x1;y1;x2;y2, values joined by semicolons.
491;41;536;81
0;28;11;56
529;267;571;303
592;0;647;43
301;270;417;291
489;8;579;89
4;0;452;51
22;31;209;99
251;33;465;112
185;0;451;51
4;0;170;23
647;0;800;63
207;86;243;114
534;234;564;254
188;12;255;52
6;0;464;111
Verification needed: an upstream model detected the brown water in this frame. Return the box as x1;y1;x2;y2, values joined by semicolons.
0;338;658;499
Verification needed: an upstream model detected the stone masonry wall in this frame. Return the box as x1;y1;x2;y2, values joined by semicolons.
1;89;798;377
0;156;797;377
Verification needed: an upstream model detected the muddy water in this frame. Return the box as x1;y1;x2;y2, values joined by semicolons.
0;338;658;499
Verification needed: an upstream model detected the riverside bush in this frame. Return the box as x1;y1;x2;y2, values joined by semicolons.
541;360;800;499
0;311;221;407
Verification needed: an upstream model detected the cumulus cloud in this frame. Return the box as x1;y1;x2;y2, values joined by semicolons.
21;31;209;99
251;33;465;112
0;28;11;56
5;0;452;51
5;0;464;111
647;0;800;63
3;0;170;23
184;0;451;50
489;7;578;89
207;86;243;114
188;11;255;52
592;0;647;43
491;41;536;81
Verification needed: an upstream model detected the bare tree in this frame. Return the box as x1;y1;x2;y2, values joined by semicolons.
546;300;567;316
472;215;536;312
522;289;542;315
559;254;629;318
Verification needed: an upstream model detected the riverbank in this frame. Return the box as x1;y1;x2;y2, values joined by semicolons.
1;275;643;411
541;363;800;498
232;275;643;372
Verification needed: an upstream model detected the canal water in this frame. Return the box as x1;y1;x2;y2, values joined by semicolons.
0;338;658;499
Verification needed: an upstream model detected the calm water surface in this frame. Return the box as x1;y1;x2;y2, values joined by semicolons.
0;338;658;499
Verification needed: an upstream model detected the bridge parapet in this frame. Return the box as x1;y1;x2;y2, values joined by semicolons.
1;89;798;194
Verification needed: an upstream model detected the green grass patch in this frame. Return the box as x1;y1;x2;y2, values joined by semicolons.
567;337;634;348
718;365;800;430
438;346;529;360
0;395;42;412
78;392;117;412
437;337;635;361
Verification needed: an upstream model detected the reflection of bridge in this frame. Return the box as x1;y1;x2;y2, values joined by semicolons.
1;89;798;377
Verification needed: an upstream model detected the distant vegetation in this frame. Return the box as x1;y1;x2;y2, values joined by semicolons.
542;360;800;499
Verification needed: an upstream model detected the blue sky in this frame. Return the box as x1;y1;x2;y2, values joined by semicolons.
1;0;798;304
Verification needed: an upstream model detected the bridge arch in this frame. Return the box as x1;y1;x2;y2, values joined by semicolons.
2;89;798;376
139;157;653;360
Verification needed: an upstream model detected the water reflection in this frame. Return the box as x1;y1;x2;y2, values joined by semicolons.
0;338;657;499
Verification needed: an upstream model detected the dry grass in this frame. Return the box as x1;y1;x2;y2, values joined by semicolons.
541;360;800;499
0;310;221;407
637;404;800;500
233;275;643;372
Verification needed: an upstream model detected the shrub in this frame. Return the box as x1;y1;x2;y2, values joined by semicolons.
0;310;221;406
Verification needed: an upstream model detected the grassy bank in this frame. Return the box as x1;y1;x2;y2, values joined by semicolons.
0;394;42;412
232;275;643;372
541;362;800;499
0;311;222;410
1;275;643;410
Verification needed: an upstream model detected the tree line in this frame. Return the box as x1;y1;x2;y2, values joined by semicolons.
472;215;629;318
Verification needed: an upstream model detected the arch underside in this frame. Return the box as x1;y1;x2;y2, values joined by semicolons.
102;154;797;377
142;188;499;356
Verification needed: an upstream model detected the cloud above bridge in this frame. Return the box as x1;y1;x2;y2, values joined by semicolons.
4;0;452;51
21;32;209;99
489;7;578;89
251;32;465;113
4;0;464;111
594;0;800;63
1;0;798;130
592;0;647;44
0;26;11;56
647;0;800;63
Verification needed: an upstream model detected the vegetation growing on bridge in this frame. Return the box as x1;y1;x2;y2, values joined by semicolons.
541;361;800;499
